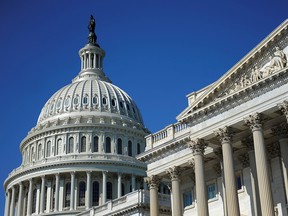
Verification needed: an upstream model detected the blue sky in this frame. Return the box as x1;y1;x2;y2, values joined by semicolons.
1;0;288;212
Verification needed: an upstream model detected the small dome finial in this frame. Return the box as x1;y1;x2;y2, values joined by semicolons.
88;15;99;47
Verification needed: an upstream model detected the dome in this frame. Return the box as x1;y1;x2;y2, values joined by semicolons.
37;79;144;125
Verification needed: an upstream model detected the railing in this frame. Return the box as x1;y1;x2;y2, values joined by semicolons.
75;190;171;216
146;122;189;150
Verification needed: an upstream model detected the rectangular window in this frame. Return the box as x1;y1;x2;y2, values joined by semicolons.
207;183;216;199
183;190;193;207
236;173;243;190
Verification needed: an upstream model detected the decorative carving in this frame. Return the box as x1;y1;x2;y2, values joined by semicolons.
238;153;250;168
214;148;223;161
267;142;281;159
244;113;263;131
188;138;206;155
188;159;195;172
278;100;288;117
144;175;160;190
214;126;232;143
88;15;98;46
166;166;181;181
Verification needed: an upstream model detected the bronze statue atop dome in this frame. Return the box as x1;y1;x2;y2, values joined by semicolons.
88;15;99;47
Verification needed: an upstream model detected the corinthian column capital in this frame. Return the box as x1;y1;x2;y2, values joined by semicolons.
271;122;288;138
214;126;232;143
166;166;181;181
188;138;206;155
278;100;288;117
145;175;160;190
244;113;263;131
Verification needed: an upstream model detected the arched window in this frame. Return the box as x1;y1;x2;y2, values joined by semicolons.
68;137;74;154
121;183;125;196
56;139;62;155
137;143;141;154
105;137;111;153
30;147;34;161
46;141;51;157
93;136;99;153
38;144;42;159
107;182;113;200
128;141;132;156
80;136;86;153
78;181;86;206
32;188;37;213
65;182;71;207
117;138;122;154
92;181;100;206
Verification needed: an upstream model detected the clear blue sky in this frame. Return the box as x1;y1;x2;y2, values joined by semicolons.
1;0;287;212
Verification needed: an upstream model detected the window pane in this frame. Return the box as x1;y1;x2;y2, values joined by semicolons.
106;137;111;153
128;141;132;156
183;191;193;207
93;136;99;152
117;138;122;154
207;183;216;199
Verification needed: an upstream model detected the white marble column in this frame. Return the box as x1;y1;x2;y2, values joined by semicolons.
54;174;60;212
4;190;11;216
86;171;92;209
70;172;75;211
131;175;136;192
17;182;23;216
102;171;107;204
188;138;209;216
40;176;45;214
9;186;15;216
118;173;122;198
27;179;33;216
167;166;182;216
215;126;240;216
145;175;160;216
245;113;274;216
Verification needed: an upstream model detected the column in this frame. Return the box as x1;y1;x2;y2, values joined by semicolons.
118;173;122;198
88;53;91;68
167;166;182;216
17;182;23;216
145;175;160;216
243;138;261;216
102;171;107;204
54;174;60;212
84;54;87;69
131;175;136;192
188;138;209;216
27;179;33;216
86;171;92;209
214;126;240;216
70;172;75;211
93;54;96;69
40;176;45;214
272;122;288;203
5;190;11;216
9;186;15;216
244;113;274;216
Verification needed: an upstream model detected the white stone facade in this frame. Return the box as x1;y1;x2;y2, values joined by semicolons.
4;18;288;216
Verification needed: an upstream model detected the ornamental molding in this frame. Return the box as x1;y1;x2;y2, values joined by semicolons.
188;138;207;155
214;126;232;144
178;20;288;123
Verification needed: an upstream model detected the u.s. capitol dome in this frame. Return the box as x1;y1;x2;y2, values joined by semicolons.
4;16;149;216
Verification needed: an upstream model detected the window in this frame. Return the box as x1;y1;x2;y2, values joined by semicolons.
46;141;51;157
183;190;193;208
31;147;35;161
117;138;122;154
92;181;100;206
92;95;98;104
121;183;125;196
38;144;42;159
93;136;99;152
83;96;88;105
56;99;62;109
137;143;141;154
73;96;79;105
52;184;56;209
65;182;71;207
80;136;86;153
207;183;216;199
68;137;74;154
105;137;111;153
128;141;132;156
120;101;124;108
127;104;130;110
107;182;113;200
111;99;116;107
56;139;62;155
78;181;86;206
236;173;243;190
102;97;107;105
64;97;70;107
32;189;37;213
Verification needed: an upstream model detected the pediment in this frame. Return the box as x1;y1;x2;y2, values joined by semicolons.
177;19;288;122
